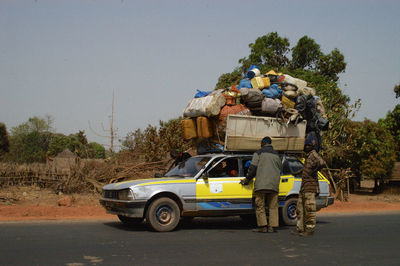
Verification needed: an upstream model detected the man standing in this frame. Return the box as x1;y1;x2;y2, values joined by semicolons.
292;134;326;236
240;137;282;233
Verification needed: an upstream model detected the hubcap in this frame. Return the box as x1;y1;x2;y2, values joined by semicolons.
156;206;173;225
287;204;297;220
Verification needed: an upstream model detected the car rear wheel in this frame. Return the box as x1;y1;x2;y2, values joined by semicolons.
281;197;298;226
117;215;143;226
146;197;181;232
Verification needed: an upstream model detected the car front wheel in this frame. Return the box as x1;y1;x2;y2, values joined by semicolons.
146;197;181;232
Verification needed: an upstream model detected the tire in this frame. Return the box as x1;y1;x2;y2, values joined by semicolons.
281;197;298;226
146;197;181;232
117;215;143;226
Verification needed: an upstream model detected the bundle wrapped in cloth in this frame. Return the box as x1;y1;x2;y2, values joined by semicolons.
183;90;226;117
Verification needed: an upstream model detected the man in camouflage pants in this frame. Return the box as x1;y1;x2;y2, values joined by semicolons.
240;137;282;233
292;134;326;236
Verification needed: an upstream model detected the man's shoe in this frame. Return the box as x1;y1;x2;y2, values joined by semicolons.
252;227;268;233
291;229;302;236
267;226;276;233
299;231;314;237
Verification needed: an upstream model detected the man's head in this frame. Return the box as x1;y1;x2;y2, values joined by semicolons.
261;136;272;147
304;133;318;153
170;149;180;159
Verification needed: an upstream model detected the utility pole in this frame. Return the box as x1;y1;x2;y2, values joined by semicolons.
109;90;115;153
88;89;118;154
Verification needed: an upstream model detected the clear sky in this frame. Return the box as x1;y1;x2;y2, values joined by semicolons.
1;0;399;149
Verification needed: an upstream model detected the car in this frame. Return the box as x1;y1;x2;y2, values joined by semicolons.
100;153;334;232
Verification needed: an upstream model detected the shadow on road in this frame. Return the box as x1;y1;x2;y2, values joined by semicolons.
102;217;303;232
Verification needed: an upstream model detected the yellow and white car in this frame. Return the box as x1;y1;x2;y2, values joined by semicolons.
100;153;334;232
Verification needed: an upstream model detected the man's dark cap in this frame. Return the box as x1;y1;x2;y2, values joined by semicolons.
261;136;272;146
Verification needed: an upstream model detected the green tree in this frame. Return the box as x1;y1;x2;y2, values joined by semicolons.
47;133;71;157
215;69;242;90
291;36;322;70
317;48;347;82
5;116;54;163
121;117;192;162
246;32;290;69
394;82;400;98
11;115;54;136
0;123;10;157
342;120;395;180
89;142;106;159
379;104;400;160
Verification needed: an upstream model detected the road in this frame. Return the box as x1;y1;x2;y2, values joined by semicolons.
0;213;399;266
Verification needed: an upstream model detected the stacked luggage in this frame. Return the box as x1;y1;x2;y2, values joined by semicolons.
182;65;329;153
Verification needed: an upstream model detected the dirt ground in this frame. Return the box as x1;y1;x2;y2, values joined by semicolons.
1;184;400;221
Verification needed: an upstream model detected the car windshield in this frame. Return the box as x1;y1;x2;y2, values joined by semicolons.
165;156;212;177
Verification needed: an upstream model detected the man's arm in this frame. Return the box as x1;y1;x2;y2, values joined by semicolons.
240;153;259;185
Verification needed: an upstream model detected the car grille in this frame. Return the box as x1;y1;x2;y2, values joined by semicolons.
103;190;119;199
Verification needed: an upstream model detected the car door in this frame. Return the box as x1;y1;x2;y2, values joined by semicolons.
195;157;253;212
280;156;304;196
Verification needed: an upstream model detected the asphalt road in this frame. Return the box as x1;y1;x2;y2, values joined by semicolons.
1;213;400;266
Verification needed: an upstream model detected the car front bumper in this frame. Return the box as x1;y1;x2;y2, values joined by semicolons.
99;198;147;218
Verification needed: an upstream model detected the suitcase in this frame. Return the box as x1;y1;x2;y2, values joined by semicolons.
196;116;213;138
181;118;197;139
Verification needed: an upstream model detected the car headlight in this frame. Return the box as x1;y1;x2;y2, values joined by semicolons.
118;189;134;200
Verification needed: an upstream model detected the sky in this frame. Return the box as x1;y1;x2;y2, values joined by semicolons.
1;0;399;149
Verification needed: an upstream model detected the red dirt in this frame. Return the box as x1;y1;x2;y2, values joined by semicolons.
1;186;400;221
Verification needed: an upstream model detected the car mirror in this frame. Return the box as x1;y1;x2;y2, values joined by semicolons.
154;173;162;178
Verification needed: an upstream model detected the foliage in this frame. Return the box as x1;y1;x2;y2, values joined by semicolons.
89;142;106;159
246;32;290;69
215;69;242;90
330;120;396;179
379;104;400;160
48;131;105;159
316;48;346;82
216;33;347;89
0;123;9;157
212;32;398;180
121;117;192;162
5;131;52;163
291;36;322;70
11;115;54;136
47;134;71;157
4;117;105;163
394;83;400;98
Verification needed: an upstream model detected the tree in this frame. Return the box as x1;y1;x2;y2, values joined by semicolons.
291;36;322;70
47;134;71;157
346;120;395;179
5;116;54;163
394;83;400;98
121;117;192;162
247;32;290;69
379;104;400;161
0;123;10;157
89;142;106;159
317;48;347;82
215;69;242;90
11;115;54;136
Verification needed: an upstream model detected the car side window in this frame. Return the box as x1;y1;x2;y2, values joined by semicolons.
282;159;291;175
288;158;303;177
241;157;253;176
207;158;239;178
